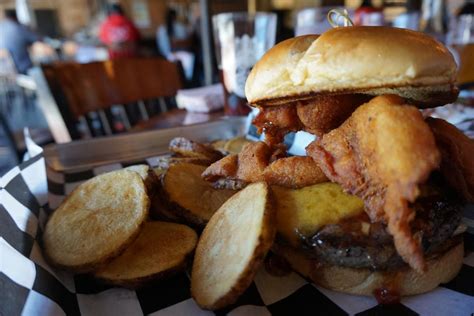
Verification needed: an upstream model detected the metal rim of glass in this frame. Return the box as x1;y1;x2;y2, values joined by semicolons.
212;12;277;23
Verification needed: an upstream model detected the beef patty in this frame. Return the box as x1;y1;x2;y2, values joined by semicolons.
301;187;462;270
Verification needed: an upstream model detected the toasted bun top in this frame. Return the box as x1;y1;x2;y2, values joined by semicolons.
245;26;457;106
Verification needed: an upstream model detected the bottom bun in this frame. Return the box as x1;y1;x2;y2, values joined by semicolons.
272;240;463;297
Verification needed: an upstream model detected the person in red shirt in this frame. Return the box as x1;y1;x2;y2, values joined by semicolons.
99;4;140;59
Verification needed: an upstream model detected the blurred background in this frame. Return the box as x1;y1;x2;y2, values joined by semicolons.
0;0;473;175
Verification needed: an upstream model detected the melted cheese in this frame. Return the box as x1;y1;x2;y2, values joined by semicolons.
273;182;364;246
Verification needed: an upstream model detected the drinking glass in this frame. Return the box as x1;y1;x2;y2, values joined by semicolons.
295;7;349;36
213;12;277;115
449;12;474;105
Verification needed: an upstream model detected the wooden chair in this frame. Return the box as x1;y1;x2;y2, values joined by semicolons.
33;57;183;143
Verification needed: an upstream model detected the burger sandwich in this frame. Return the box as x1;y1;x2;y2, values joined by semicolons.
202;26;474;302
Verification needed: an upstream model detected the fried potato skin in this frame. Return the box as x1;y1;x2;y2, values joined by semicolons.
155;157;213;170
191;183;275;310
211;137;253;155
169;137;223;162
427;117;474;201
307;95;440;272
161;163;236;227
211;178;248;190
94;222;197;289
43;170;149;272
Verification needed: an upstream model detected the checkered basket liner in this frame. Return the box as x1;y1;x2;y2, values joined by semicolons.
2;110;474;315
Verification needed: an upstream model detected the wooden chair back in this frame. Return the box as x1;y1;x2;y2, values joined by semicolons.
40;57;183;141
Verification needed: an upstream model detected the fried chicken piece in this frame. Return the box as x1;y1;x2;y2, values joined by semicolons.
263;156;328;188
235;142;271;182
269;143;288;163
201;154;238;182
307;95;440;272
427;117;474;202
203;142;327;188
296;94;371;136
253;104;301;146
253;104;302;133
202;142;270;183
253;94;371;144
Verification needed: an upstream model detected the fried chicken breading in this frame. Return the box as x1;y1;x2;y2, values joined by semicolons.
201;154;238;182
306;95;440;272
253;104;301;146
253;94;371;144
263;156;328;188
235;142;271;182
202;142;270;183
202;142;327;188
427;117;474;202
296;94;371;136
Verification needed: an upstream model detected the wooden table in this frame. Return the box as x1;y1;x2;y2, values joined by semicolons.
131;108;227;131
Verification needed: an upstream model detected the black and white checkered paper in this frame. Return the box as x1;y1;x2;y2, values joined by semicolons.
2;110;474;315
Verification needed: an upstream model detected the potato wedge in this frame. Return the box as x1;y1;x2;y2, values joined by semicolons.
161;163;236;227
169;137;223;161
210;137;253;155
210;139;228;153
273;182;364;246
150;167;180;221
223;137;253;154
191;182;275;310
212;178;247;190
155;156;212;170
154;167;166;178
150;191;182;222
124;164;150;180
43;170;149;272
95;221;197;289
125;164;160;195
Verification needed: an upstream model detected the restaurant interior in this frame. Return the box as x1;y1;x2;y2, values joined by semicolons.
0;0;472;175
1;0;474;315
